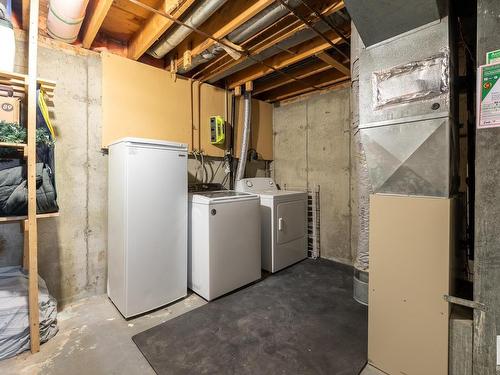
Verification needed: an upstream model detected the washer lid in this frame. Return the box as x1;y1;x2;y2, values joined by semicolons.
190;190;259;204
259;190;308;199
108;137;188;150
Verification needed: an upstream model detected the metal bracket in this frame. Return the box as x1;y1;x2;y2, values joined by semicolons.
443;295;488;312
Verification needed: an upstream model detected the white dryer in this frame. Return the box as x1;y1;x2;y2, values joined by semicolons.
236;178;308;273
188;191;261;301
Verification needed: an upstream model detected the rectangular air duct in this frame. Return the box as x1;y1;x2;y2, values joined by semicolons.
345;0;446;47
358;14;458;198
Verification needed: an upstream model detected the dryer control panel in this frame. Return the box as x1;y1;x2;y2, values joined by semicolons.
236;178;278;193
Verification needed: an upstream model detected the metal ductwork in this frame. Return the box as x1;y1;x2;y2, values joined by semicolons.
344;0;446;47
148;0;228;59
178;0;302;74
206;21;333;83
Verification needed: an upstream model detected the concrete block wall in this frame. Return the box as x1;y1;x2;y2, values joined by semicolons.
273;88;352;263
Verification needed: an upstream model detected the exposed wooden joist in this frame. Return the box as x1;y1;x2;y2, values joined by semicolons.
81;0;114;49
253;60;331;95
128;0;196;61
196;0;345;82
316;51;350;75
174;0;275;69
226;30;344;89
22;0;30;30
259;68;349;102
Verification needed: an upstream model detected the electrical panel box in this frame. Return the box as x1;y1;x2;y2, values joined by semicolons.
210;116;225;145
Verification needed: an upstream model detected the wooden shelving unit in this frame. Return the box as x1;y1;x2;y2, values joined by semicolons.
0;0;57;354
0;212;59;223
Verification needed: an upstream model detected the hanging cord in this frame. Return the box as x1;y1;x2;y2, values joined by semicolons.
191;149;207;184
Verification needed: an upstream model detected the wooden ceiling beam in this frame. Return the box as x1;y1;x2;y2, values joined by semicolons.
81;0;114;49
127;0;196;60
173;0;275;68
316;51;350;75
192;15;301;81
253;60;331;95
22;0;30;30
259;68;349;102
195;0;346;82
225;30;344;89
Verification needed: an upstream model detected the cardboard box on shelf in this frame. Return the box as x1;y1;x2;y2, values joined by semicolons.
0;96;21;124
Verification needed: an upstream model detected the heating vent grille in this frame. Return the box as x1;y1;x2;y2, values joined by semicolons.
308;187;321;259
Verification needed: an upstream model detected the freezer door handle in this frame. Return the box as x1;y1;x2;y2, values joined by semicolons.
278;217;284;231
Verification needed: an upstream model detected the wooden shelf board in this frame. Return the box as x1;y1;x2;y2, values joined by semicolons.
0;142;27;149
0;212;59;223
0;70;56;93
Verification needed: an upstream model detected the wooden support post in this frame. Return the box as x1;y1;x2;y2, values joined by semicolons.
183;50;192;70
27;0;40;354
22;220;29;270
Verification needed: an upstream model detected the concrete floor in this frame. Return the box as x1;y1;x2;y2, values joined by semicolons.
0;292;377;375
0;294;206;375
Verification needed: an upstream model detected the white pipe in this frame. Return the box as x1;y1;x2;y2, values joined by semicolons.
235;92;252;182
0;5;14;72
149;0;228;59
47;0;89;43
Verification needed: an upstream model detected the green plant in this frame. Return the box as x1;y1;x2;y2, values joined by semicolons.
0;121;55;146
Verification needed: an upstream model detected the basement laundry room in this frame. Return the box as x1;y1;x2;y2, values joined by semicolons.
0;0;497;374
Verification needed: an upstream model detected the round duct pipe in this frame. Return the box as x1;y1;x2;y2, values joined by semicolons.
0;4;14;72
148;0;228;59
178;0;302;74
47;0;89;43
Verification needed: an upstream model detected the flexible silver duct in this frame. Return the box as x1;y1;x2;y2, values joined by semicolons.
178;0;301;74
350;24;369;272
148;0;228;59
351;23;370;306
235;92;252;182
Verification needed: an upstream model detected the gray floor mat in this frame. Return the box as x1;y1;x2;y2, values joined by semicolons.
133;259;368;375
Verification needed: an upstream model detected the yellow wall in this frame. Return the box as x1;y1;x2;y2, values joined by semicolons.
101;52;192;148
101;52;273;160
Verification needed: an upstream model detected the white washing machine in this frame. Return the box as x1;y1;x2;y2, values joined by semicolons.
236;178;308;273
188;191;261;301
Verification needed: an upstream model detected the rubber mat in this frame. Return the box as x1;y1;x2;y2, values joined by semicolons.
133;259;368;375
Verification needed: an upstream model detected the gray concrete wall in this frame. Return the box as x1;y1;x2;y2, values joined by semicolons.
475;0;500;372
0;37;108;306
273;88;352;263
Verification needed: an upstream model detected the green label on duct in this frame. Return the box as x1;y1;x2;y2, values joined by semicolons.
481;64;500;100
486;49;500;64
478;63;500;129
